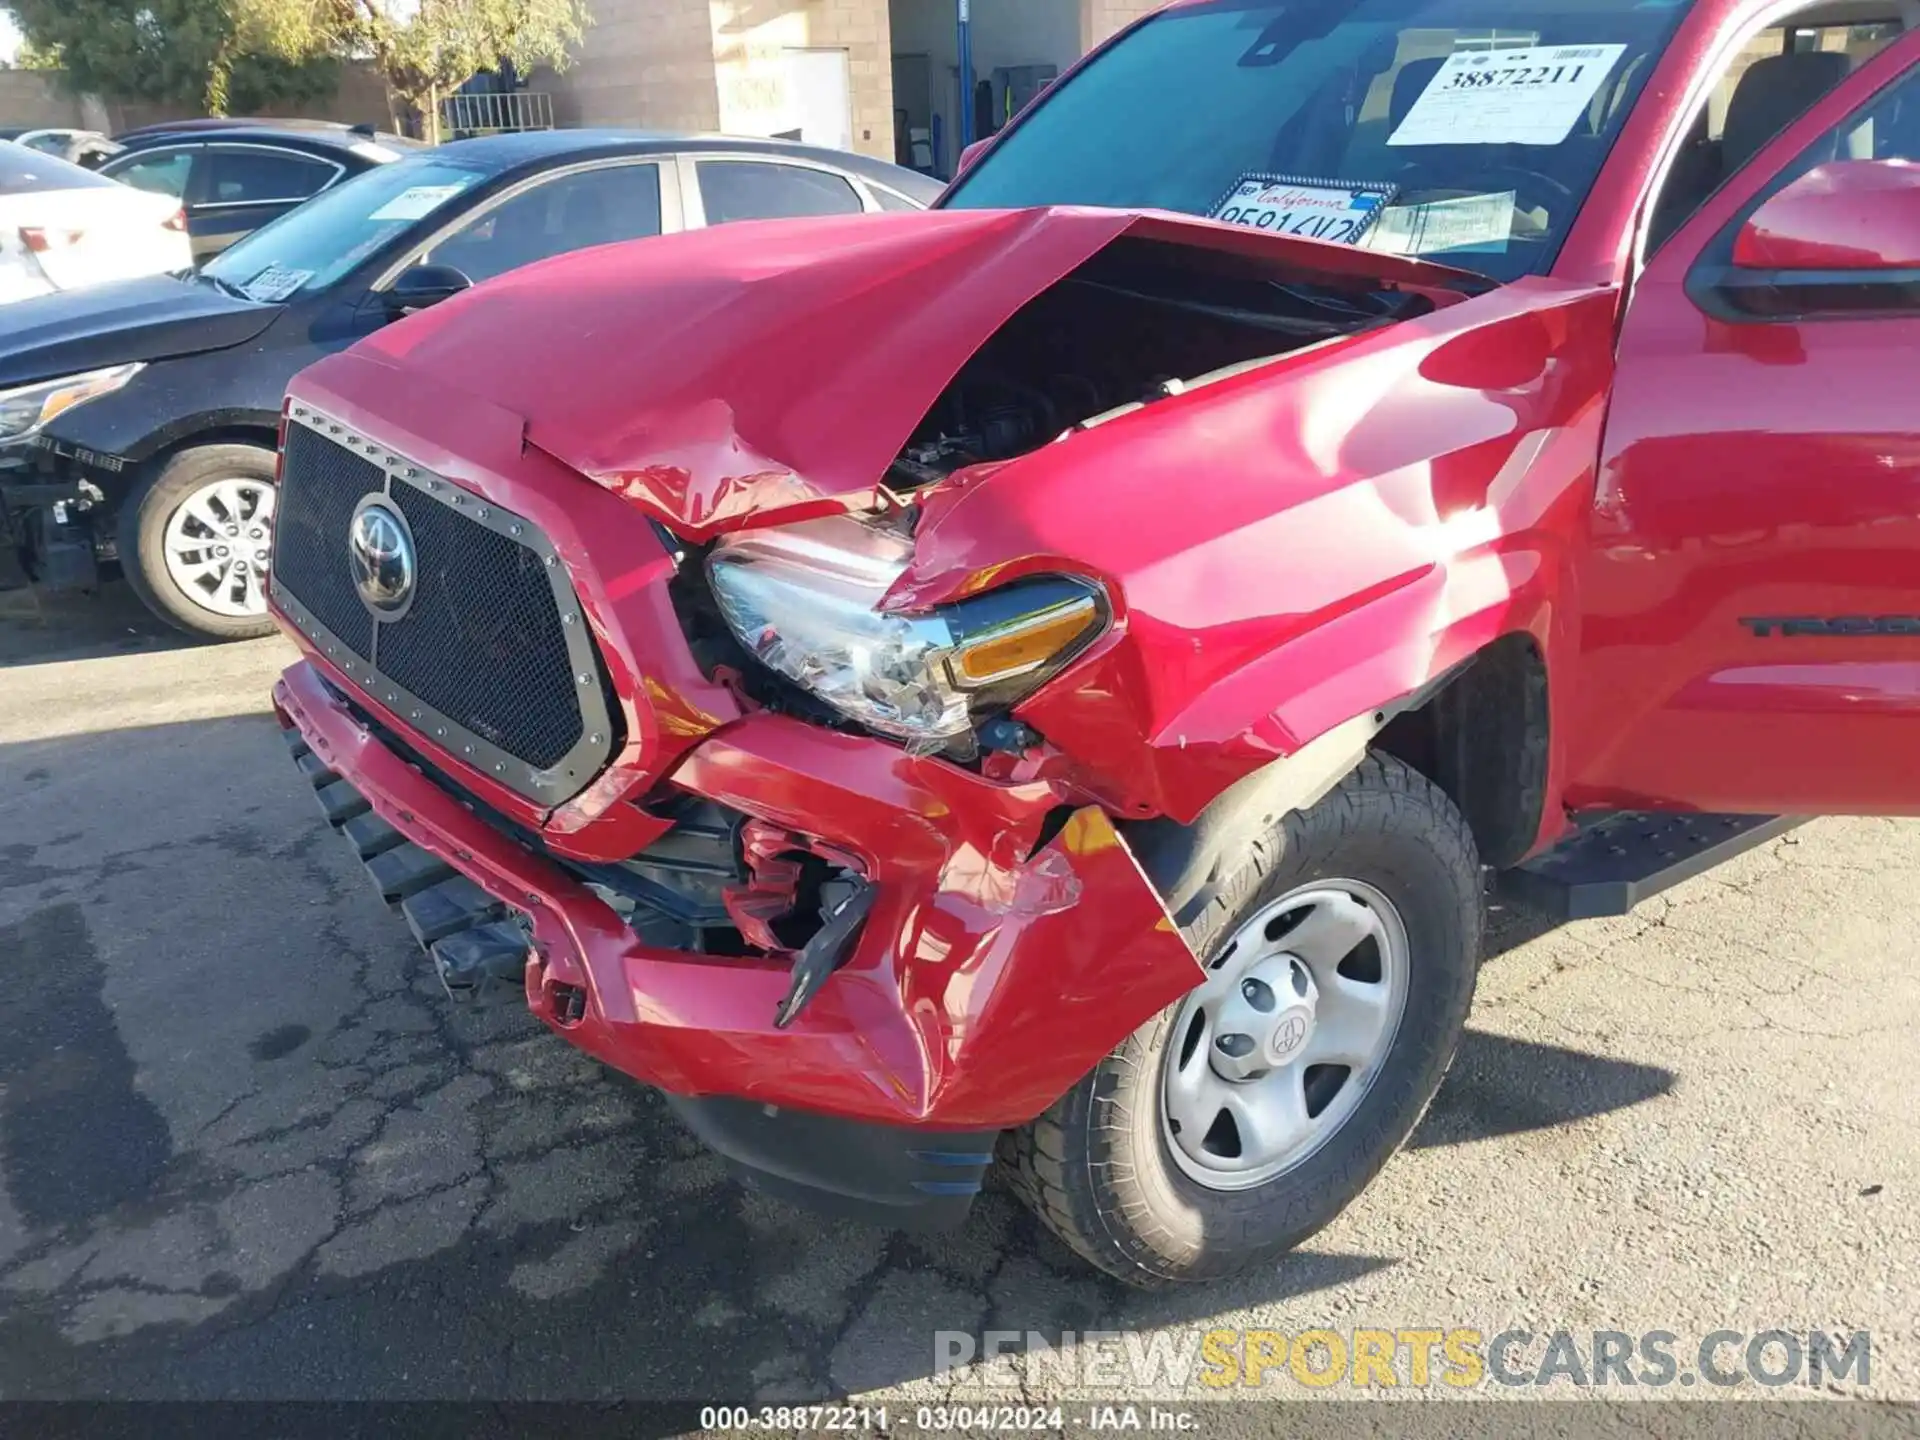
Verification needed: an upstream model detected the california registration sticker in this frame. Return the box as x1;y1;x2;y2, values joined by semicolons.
1209;173;1398;246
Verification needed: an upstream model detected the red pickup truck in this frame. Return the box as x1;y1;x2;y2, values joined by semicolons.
268;0;1920;1287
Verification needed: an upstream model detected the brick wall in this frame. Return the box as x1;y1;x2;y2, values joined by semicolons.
0;71;84;129
0;64;393;134
547;0;722;131
709;2;894;160
1080;0;1161;52
543;0;894;159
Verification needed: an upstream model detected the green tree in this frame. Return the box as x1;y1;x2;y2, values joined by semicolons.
3;0;338;115
322;0;590;142
12;38;64;69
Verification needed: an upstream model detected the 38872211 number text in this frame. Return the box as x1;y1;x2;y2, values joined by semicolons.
700;1406;890;1431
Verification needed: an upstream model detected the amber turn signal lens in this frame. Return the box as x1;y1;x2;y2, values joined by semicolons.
948;596;1099;689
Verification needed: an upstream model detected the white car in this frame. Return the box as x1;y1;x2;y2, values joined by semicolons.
0;142;193;304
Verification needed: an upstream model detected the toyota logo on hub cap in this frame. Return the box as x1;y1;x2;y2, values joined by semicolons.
1269;1011;1311;1063
349;499;416;619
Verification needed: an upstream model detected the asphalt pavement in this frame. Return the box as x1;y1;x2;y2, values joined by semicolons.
0;580;1914;1406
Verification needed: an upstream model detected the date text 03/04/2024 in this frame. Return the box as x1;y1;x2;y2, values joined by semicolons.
698;1406;1200;1432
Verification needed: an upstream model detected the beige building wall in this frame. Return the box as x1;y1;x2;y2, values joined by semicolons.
1081;0;1161;51
542;0;894;159
537;0;1175;167
711;2;895;160
549;0;722;131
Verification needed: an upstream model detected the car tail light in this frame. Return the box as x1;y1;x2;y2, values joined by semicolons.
161;208;188;233
20;227;84;253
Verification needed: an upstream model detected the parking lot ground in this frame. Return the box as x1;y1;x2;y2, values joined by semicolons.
1;581;1915;1405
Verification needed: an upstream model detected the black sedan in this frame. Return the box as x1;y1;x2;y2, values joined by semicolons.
97;124;415;263
0;131;944;638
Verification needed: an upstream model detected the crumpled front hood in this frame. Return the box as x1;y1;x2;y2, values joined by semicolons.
359;206;1478;539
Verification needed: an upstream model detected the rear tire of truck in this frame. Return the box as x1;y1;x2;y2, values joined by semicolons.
1002;753;1481;1288
120;444;279;642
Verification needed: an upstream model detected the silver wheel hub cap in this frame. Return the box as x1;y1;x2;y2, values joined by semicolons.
161;477;276;619
1161;880;1411;1192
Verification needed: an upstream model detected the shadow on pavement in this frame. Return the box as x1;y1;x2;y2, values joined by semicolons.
0;703;1675;1402
1409;1029;1673;1152
0;579;200;668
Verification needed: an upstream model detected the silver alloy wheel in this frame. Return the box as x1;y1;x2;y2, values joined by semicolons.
161;477;277;618
1161;879;1411;1192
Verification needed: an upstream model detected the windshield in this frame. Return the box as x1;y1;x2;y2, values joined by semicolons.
203;157;489;302
943;0;1696;282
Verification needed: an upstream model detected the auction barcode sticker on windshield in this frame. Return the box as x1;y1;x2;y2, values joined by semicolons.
369;184;472;222
1388;44;1628;148
1210;175;1397;246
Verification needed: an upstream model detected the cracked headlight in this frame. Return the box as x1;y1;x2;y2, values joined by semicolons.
0;363;144;445
707;514;1105;747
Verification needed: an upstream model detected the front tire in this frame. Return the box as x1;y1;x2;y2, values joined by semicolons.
120;443;279;641
1002;753;1481;1287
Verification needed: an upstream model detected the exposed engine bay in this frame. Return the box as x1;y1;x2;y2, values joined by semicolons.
887;237;1436;489
670;236;1442;757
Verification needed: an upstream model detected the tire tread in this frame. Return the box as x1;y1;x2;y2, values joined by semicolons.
1003;752;1482;1287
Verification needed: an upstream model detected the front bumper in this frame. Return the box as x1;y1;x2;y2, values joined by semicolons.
275;658;1200;1219
1;444;104;591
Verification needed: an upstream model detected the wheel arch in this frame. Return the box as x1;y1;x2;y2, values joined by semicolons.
1373;631;1550;871
1121;631;1550;923
89;413;282;520
132;417;280;473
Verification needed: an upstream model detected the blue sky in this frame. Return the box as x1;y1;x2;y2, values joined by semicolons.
0;13;19;64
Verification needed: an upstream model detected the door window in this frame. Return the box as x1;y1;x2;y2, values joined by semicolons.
870;184;924;212
104;147;195;199
696;160;864;225
1647;17;1905;251
1759;55;1920;181
421;163;663;285
201;147;339;206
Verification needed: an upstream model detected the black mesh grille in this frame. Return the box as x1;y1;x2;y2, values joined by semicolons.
274;423;377;659
381;482;584;770
273;421;604;790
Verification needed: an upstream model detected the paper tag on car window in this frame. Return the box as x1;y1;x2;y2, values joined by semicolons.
1366;192;1516;256
369;184;470;222
1210;175;1397;246
1388;44;1627;148
239;264;312;303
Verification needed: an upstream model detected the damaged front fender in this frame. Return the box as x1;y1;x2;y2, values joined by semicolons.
891;279;1620;825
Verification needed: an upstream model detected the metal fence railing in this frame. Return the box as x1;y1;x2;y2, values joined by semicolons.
438;92;555;138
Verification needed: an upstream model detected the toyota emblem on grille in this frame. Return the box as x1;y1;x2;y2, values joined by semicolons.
349;498;416;620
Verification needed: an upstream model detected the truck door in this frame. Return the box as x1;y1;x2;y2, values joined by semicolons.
1570;34;1920;817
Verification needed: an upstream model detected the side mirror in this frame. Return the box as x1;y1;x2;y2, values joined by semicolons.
1707;161;1920;318
957;139;992;177
385;263;472;315
1734;160;1920;270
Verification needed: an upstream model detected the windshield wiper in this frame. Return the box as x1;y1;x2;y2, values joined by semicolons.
197;271;250;301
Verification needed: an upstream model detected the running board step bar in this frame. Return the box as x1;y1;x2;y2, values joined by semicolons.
1504;813;1803;921
283;728;530;1004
